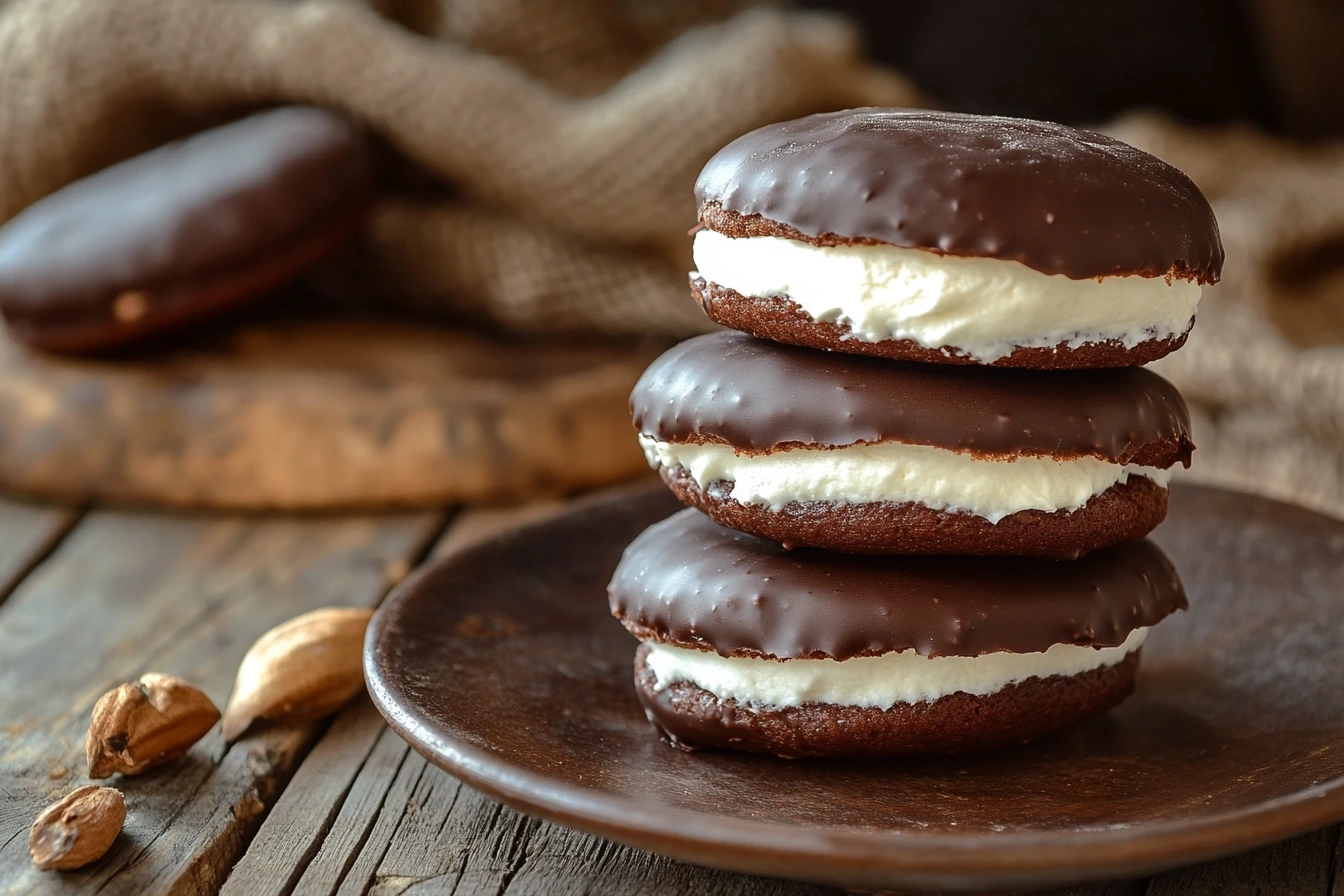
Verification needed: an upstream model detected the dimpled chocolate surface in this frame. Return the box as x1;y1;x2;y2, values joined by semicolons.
608;508;1186;660
696;108;1223;281
0;106;372;320
631;331;1194;464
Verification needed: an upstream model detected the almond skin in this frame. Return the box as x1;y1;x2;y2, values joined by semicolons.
87;673;221;779
29;786;126;871
221;607;373;742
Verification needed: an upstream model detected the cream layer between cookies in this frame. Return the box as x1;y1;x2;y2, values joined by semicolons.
644;628;1148;709
691;229;1201;363
639;436;1170;523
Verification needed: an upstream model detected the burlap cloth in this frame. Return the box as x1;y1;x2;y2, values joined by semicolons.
2;0;1342;515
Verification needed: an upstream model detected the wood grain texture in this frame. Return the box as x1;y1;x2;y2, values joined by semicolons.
231;705;847;896
0;319;655;510
221;699;395;896
4;493;1341;895
1144;824;1340;896
492;820;844;896
1044;884;1148;896
1334;826;1343;896
0;499;78;601
230;503;842;896
0;507;445;895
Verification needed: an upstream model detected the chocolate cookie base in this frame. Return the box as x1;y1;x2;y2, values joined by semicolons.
691;278;1191;369
634;643;1141;758
3;204;368;355
660;465;1168;558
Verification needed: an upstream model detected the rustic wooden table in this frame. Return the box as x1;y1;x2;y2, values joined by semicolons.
1;489;1340;896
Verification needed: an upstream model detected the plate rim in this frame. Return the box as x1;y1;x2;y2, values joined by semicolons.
365;483;1344;892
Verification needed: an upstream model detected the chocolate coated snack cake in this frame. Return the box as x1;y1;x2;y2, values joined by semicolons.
610;509;1187;758
0;106;373;353
631;331;1193;558
614;106;1213;758
691;109;1223;368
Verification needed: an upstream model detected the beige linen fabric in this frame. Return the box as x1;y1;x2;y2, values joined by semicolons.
0;0;1341;514
1106;116;1344;516
0;0;917;337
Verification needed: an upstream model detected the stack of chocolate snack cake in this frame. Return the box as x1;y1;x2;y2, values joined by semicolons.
608;109;1224;758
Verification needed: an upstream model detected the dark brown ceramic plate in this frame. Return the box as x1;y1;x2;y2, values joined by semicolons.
365;484;1344;893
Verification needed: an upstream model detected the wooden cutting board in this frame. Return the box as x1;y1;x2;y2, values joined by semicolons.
0;319;658;509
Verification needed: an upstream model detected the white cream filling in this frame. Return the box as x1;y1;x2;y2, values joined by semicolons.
646;628;1147;709
641;436;1168;524
692;229;1201;363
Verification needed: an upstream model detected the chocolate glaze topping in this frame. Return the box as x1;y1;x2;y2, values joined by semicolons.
696;108;1223;282
609;509;1187;660
632;331;1194;465
0;106;372;319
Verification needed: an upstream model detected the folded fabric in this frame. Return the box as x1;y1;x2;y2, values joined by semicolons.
1109;115;1344;516
0;0;916;336
1;0;1341;514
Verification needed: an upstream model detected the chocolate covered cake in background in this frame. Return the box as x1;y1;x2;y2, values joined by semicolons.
610;107;1223;759
0;107;373;354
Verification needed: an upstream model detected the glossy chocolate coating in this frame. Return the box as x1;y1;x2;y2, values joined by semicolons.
609;508;1187;660
0;106;372;320
631;331;1194;464
695;108;1223;281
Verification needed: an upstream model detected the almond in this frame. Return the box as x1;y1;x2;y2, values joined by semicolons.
221;607;373;742
29;786;126;871
87;673;221;779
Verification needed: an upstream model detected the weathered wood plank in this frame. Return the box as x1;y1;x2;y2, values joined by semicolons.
496;822;844;896
1333;824;1342;896
224;502;556;896
216;699;388;896
0;320;652;510
221;698;405;896
228;502;842;896
227;502;563;896
0;507;446;895
294;737;849;896
1144;824;1340;896
1042;880;1149;896
302;720;428;896
0;498;78;602
328;731;430;896
362;752;473;895
1327;822;1338;891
